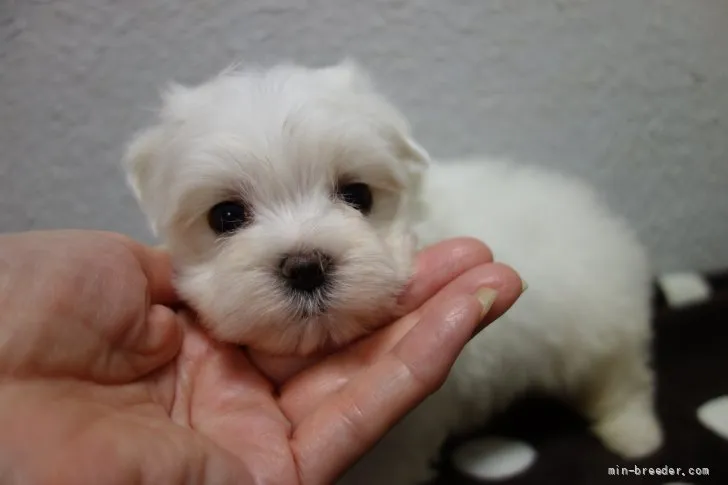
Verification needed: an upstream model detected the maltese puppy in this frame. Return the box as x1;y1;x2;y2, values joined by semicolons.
123;60;663;484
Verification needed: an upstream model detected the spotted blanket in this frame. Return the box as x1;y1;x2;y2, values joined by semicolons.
429;273;728;485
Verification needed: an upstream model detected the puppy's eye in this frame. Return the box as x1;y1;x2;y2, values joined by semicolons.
208;201;248;235
337;183;373;215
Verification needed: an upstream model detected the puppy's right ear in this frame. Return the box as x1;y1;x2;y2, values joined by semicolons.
122;126;165;235
316;58;373;92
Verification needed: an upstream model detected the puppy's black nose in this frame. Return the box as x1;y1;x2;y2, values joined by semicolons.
279;251;332;292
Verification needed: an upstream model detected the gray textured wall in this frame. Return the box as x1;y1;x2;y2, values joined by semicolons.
1;0;727;272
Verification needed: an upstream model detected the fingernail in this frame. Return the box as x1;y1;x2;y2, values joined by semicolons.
474;287;498;320
521;279;528;293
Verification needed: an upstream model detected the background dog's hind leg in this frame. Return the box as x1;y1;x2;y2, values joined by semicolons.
575;346;663;459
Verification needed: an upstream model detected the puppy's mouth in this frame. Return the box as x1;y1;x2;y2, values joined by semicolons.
286;284;334;319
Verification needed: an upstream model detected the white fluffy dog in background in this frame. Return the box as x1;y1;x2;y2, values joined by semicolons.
124;60;663;484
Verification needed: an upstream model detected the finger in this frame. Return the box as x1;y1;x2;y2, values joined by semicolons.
279;262;523;423
5;230;177;306
398;237;493;312
108;304;184;380
115;235;179;305
366;261;523;358
137;304;184;366
290;294;486;485
412;262;523;333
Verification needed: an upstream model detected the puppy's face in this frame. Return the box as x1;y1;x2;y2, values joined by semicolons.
124;62;429;355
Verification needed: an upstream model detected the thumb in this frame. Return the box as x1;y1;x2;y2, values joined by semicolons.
105;304;183;381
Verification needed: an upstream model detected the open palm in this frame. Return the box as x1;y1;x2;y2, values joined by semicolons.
0;231;521;485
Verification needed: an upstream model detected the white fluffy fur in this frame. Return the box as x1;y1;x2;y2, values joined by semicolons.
124;61;663;483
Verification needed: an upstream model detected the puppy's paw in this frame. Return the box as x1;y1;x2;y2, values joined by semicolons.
592;399;663;459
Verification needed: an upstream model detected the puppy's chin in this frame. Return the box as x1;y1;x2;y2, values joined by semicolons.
218;301;403;356
188;285;407;356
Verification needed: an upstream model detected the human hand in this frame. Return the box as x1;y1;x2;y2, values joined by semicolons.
0;231;522;485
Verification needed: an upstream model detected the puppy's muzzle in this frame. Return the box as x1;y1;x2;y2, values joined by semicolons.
279;250;333;293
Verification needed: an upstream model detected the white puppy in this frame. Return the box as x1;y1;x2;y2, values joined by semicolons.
124;61;662;484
